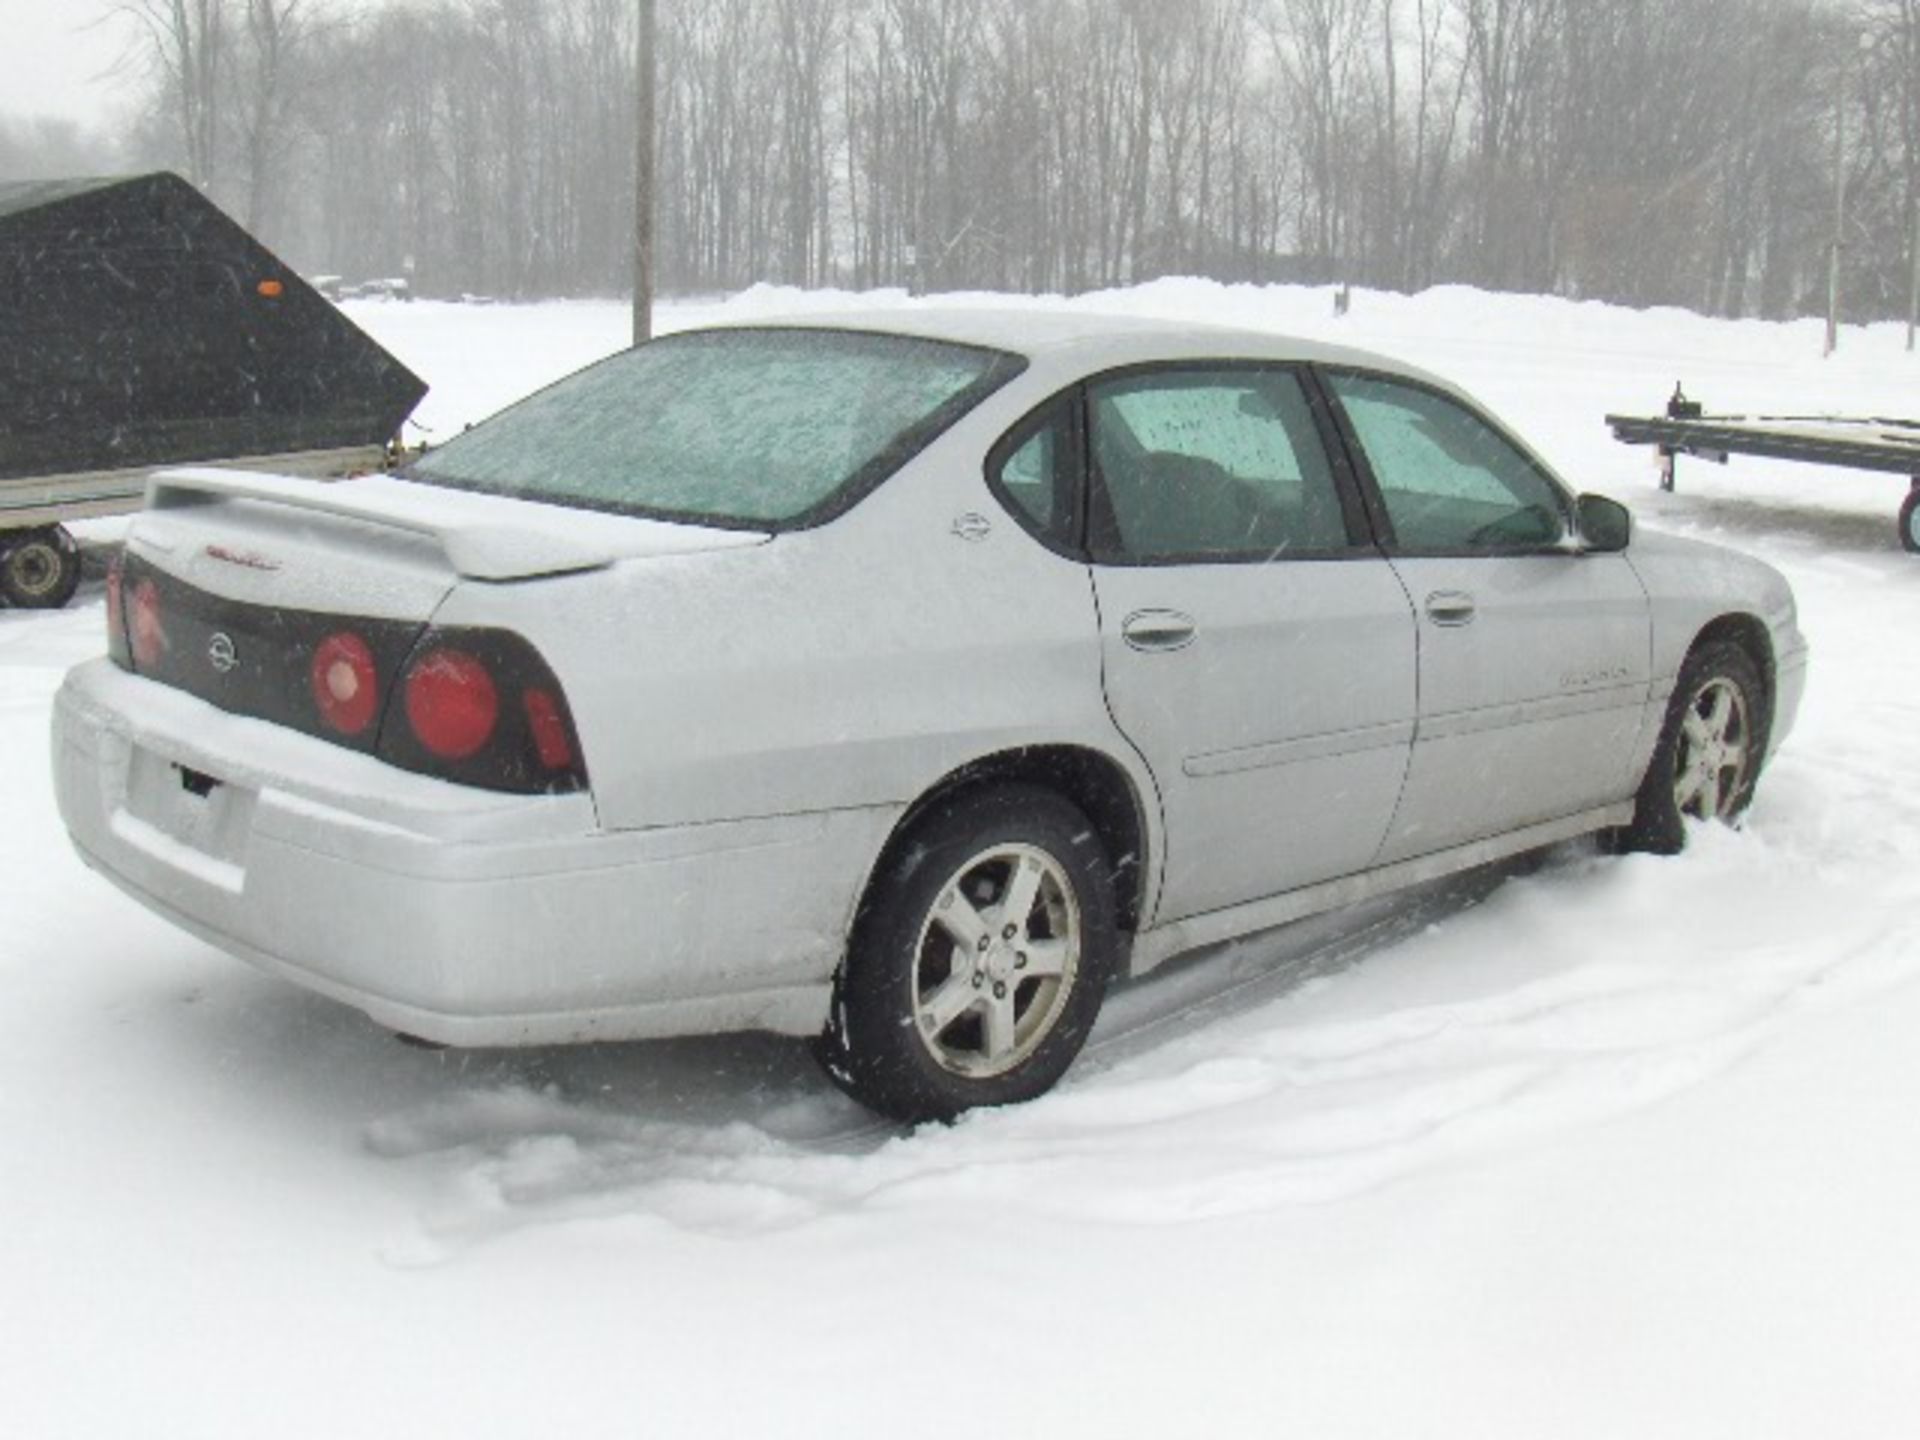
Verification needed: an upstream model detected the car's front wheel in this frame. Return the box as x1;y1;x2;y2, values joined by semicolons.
1620;639;1766;854
819;785;1120;1123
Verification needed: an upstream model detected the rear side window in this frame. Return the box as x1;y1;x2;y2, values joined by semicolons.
999;419;1061;527
988;394;1081;547
407;328;1025;528
1088;367;1350;561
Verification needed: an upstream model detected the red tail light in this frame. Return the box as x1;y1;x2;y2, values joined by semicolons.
522;688;574;770
380;629;586;792
131;578;167;669
106;552;129;666
105;557;585;796
311;632;379;736
403;648;499;760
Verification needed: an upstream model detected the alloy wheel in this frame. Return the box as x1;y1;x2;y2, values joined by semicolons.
1672;675;1752;822
910;842;1082;1079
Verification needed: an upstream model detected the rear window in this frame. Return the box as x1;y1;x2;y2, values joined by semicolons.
405;327;1025;528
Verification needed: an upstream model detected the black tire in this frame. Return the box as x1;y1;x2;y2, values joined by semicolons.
1900;486;1919;554
0;526;82;609
1619;639;1766;855
817;784;1121;1123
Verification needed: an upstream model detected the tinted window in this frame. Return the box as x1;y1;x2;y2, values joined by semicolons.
408;328;1024;527
1088;368;1348;561
1326;372;1568;552
990;396;1078;542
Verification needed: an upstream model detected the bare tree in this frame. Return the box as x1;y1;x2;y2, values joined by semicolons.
86;0;1920;327
1264;0;1371;276
0;118;120;180
233;0;307;234
120;0;230;187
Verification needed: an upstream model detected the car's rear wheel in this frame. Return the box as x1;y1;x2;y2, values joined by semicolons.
1620;639;1765;854
818;785;1119;1123
0;526;82;609
1899;484;1919;554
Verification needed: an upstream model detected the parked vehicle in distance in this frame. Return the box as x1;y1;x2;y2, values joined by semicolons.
335;277;413;303
51;312;1808;1121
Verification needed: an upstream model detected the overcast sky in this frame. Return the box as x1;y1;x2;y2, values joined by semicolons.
3;1;146;131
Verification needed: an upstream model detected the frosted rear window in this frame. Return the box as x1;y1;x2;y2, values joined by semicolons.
407;328;1023;528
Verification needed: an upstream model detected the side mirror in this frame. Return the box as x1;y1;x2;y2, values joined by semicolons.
1575;493;1632;553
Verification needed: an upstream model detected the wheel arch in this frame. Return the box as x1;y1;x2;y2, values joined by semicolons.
1689;610;1774;760
857;744;1153;937
1687;611;1775;732
1620;611;1777;852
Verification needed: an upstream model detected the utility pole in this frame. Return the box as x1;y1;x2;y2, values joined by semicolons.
1909;196;1919;353
1910;11;1920;352
1904;214;1920;355
632;0;656;346
1827;30;1874;357
1826;48;1845;358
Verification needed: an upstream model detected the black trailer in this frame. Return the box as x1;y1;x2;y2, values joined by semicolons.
1608;388;1920;554
0;172;426;607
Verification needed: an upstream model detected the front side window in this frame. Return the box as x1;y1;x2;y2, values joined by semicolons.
1088;367;1350;562
1325;371;1569;552
407;328;1025;528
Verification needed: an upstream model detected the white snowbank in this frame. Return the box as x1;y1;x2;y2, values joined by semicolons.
5;282;1919;1437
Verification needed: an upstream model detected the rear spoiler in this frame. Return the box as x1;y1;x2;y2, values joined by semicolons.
145;466;616;581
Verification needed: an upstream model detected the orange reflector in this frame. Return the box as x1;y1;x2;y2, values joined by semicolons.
257;279;284;298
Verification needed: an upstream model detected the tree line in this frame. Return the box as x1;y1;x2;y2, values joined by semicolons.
99;0;1920;323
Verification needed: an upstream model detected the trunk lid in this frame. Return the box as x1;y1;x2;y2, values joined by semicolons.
143;466;771;592
119;465;769;754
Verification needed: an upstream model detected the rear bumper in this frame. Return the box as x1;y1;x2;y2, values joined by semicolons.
53;660;894;1044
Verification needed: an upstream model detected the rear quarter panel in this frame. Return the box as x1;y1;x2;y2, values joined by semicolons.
427;386;1154;838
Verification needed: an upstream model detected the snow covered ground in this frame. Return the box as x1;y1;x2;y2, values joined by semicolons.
5;282;1919;1437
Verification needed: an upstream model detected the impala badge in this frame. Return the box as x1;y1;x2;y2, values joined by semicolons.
204;544;281;572
951;512;992;542
207;632;239;674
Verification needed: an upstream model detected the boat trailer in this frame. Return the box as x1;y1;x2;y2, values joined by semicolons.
1608;387;1920;553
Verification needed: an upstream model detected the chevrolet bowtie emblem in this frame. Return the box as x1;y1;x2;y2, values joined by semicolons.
207;632;239;674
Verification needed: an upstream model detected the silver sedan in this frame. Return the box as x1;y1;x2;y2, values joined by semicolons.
52;311;1807;1121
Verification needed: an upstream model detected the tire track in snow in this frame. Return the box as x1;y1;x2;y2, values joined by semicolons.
369;827;1920;1259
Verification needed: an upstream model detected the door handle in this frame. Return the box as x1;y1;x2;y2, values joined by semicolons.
1121;609;1197;652
1424;590;1476;627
